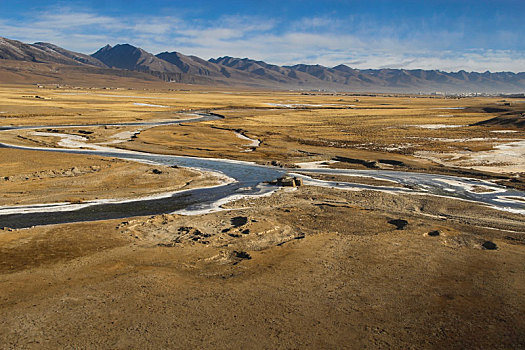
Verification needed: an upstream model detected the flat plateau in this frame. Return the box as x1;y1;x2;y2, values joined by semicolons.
0;85;524;349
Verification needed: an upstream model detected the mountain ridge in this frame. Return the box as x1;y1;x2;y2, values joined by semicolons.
0;37;524;93
90;46;525;93
0;37;107;67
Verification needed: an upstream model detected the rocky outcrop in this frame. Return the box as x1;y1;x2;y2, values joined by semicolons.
388;219;409;230
270;176;304;187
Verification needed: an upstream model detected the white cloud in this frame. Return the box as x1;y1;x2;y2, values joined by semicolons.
291;16;340;30
132;17;179;35
218;15;277;32
34;11;120;29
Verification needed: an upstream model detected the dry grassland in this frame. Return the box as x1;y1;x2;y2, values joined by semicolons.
0;85;524;349
0;148;219;205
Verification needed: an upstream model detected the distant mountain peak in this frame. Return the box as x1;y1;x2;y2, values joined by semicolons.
91;43;156;71
92;44;113;56
0;37;106;67
0;36;524;93
332;64;357;73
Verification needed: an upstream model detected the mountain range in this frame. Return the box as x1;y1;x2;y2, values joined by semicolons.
1;36;524;93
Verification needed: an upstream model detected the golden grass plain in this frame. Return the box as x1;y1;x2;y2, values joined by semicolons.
0;84;524;349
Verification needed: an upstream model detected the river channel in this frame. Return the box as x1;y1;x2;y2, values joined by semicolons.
0;113;524;229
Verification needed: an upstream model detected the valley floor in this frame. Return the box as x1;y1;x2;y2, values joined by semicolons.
0;85;524;349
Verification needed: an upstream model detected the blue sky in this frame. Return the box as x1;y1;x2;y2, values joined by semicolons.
1;0;524;71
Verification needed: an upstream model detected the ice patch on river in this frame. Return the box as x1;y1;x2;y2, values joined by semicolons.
433;178;505;194
32;132;91;149
295;160;338;169
429;107;466;110
174;183;278;215
30;131;145;154
426;137;505;142
133;103;168;108
0;181;235;216
410;124;465;129
234;131;260;151
292;168;525;215
416;139;525;173
98;130;142;144
266;103;355;108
